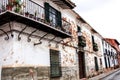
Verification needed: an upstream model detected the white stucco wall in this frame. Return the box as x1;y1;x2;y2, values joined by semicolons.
0;22;77;68
13;32;50;66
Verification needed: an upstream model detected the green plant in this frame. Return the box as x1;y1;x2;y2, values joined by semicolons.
14;6;20;13
13;0;21;5
13;0;22;13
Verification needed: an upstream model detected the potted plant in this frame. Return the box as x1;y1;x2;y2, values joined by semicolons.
14;5;21;13
1;5;6;12
25;11;29;17
6;2;13;10
29;14;34;18
13;0;22;13
13;0;20;5
34;11;37;20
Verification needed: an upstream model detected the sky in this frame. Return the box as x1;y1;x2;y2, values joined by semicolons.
71;0;120;42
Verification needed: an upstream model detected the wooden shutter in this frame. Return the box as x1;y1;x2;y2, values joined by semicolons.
57;11;62;27
92;36;95;44
44;2;50;22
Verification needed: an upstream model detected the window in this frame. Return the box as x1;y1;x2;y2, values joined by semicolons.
92;35;95;44
77;26;81;32
50;49;62;78
77;26;82;36
44;2;62;28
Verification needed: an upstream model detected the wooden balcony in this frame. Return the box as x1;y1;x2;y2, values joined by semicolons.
78;36;86;47
0;0;72;38
93;43;98;52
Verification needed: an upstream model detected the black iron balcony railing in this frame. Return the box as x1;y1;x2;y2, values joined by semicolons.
0;0;71;38
78;36;86;47
93;43;98;52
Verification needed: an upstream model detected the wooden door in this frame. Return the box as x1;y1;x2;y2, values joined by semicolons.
78;51;86;79
94;57;99;71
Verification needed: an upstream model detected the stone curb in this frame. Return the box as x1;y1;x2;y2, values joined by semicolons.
88;68;120;80
99;68;120;80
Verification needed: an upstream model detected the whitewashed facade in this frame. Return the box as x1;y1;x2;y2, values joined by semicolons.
0;22;78;80
0;0;118;80
77;21;104;78
102;40;118;69
0;0;80;80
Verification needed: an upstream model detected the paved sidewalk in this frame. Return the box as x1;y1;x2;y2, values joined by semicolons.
88;68;120;80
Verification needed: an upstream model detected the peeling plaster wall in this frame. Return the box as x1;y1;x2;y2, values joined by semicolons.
0;22;78;80
80;24;104;77
0;24;14;80
0;0;95;79
0;0;79;78
81;24;92;52
80;24;93;76
32;0;78;47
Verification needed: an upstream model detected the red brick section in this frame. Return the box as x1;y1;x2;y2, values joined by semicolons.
105;38;120;67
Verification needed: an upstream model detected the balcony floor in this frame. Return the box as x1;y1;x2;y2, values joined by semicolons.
0;11;71;38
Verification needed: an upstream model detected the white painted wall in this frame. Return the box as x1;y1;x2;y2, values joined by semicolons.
13;32;50;66
0;22;77;68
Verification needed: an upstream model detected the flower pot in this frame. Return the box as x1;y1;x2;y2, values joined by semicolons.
6;5;12;11
25;12;29;17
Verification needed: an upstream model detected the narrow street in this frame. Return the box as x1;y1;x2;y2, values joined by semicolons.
101;69;120;80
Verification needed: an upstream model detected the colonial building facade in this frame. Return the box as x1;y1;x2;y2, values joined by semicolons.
103;39;120;69
102;39;119;71
77;20;104;78
0;0;79;80
0;0;120;80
